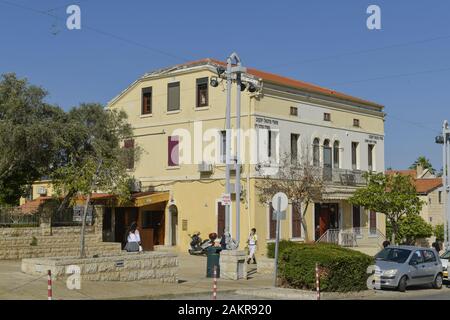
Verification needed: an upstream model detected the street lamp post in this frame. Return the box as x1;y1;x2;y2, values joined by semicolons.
224;53;246;242
437;120;450;249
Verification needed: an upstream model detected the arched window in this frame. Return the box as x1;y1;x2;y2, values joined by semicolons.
333;141;340;168
313;138;320;166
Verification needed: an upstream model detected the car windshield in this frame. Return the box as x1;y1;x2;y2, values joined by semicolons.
375;248;411;263
441;251;450;259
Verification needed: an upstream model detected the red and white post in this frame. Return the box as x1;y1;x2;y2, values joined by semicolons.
212;265;218;300
47;270;53;301
315;263;320;301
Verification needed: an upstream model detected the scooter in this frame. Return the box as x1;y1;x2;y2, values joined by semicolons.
188;233;211;255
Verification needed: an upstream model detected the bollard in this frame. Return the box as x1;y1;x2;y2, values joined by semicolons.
212;265;217;300
315;263;320;301
47;270;53;301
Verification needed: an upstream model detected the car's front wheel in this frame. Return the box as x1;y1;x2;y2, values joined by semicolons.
398;276;408;292
432;274;443;289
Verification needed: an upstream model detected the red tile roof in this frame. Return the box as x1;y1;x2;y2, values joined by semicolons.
385;170;443;194
156;58;384;110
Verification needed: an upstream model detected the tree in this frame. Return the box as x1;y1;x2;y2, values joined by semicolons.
434;224;445;242
51;103;140;258
409;156;435;174
0;73;65;205
349;172;424;245
255;152;325;240
387;214;433;245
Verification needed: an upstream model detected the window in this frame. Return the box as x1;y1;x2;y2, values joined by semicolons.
142;87;152;115
268;130;277;160
291;134;299;163
168;136;179;167
324;113;331;121
368;144;375;171
353;206;361;234
353;119;360;127
124;139;135;170
333;141;340;168
369;211;377;235
269;204;276;240
439;191;443;204
196;78;208;108
167;82;180;112
430;217;433;223
423;250;437;263
290;106;298;116
219;131;226;163
313;138;320;166
292;202;302;238
352;142;359;170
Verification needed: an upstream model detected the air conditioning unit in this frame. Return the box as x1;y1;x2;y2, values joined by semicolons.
198;162;213;173
37;187;47;196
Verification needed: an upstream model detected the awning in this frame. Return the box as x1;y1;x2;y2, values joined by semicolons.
133;192;170;207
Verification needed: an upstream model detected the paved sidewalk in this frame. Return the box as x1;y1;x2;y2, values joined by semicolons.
0;254;272;300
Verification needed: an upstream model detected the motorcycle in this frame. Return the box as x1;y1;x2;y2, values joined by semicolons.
188;233;211;255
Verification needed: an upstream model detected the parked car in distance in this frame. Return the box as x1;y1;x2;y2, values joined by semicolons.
440;250;450;281
374;246;443;292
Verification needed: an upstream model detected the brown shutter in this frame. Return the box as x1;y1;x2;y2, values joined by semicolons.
168;136;179;167
292;202;302;238
352;206;361;228
370;211;377;233
124;139;135;170
269;204;276;239
142;87;152;114
217;203;226;236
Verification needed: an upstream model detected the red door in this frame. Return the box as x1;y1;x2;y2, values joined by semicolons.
319;208;330;237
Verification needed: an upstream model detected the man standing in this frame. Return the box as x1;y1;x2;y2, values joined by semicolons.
247;228;257;264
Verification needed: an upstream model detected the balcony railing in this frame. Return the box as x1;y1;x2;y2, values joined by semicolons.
317;227;386;249
323;168;367;186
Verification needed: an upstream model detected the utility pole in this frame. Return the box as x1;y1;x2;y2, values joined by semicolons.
224;53;246;243
437;120;450;249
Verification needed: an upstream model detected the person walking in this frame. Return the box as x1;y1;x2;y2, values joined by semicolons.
432;241;441;254
247;228;257;264
382;240;391;249
124;222;142;252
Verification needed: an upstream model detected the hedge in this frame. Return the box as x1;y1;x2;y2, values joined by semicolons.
277;243;374;292
267;240;301;258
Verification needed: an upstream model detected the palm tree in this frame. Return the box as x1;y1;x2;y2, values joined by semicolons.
409;156;435;174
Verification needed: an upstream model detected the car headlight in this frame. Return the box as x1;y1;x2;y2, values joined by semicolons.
382;269;398;277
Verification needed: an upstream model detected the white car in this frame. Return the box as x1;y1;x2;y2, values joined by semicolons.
440;251;450;281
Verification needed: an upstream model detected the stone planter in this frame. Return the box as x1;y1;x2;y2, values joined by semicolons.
21;252;178;282
219;250;247;280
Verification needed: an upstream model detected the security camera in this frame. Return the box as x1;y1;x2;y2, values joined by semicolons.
210;77;219;88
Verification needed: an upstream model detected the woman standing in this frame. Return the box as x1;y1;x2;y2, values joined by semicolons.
125;222;142;252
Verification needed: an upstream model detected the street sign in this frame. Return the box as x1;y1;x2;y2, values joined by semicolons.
221;193;232;206
272;192;288;212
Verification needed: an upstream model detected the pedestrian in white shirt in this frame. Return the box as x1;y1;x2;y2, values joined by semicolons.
247;228;257;264
125;222;142;252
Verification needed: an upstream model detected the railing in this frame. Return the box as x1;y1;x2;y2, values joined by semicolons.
317;229;340;244
328;168;367;186
317;227;386;248
0;207;40;228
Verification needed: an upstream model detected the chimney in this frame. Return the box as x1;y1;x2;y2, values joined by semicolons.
416;164;424;178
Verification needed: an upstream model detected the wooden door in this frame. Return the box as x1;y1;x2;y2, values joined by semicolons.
269;204;277;240
319;207;330;237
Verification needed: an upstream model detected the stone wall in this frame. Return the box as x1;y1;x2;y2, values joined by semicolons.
22;252;178;282
0;226;94;237
257;257;275;275
220;250;247;280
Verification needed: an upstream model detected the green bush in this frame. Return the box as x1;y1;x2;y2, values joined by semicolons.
267;240;301;258
279;243;373;292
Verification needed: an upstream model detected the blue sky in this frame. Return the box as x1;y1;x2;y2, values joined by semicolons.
0;0;449;170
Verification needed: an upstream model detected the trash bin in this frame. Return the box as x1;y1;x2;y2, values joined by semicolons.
206;246;222;278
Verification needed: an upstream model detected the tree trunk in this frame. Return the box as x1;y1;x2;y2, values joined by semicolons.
302;201;310;241
79;192;91;258
391;219;397;245
79;159;103;259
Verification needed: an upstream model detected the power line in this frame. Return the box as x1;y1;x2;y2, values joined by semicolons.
0;0;191;63
262;34;450;71
325;66;450;87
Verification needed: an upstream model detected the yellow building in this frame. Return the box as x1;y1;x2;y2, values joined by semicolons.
103;58;387;256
